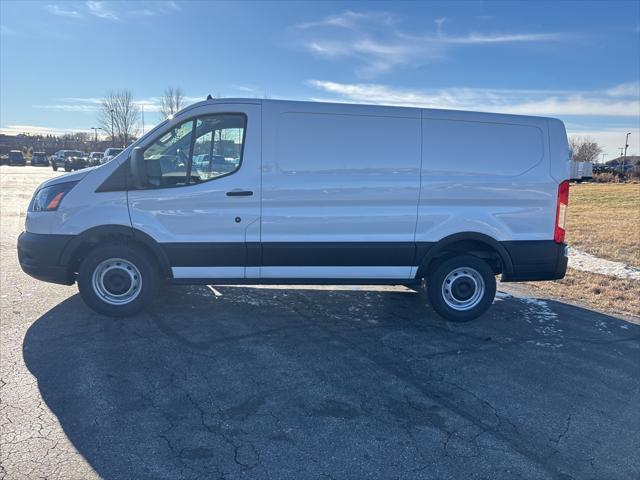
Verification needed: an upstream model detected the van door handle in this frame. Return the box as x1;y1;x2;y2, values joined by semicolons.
226;190;253;197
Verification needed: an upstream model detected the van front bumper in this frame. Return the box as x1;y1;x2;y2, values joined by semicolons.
17;232;75;285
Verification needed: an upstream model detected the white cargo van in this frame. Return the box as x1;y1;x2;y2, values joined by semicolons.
18;98;570;321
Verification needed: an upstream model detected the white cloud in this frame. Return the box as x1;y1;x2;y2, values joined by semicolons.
307;80;640;117
43;1;180;21
291;11;567;77
33;95;206;115
34;97;101;112
45;4;82;18
295;11;396;30
606;82;640;98
58;97;102;104
130;0;181;16
232;85;259;93
33;104;100;112
86;1;119;20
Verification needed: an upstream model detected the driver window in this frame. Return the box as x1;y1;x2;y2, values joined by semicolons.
190;115;245;182
142;113;246;188
143;119;194;187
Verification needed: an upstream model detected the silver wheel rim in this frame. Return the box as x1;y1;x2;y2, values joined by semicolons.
441;266;485;311
91;258;142;306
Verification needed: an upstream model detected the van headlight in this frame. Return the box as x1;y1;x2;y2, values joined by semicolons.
30;181;79;212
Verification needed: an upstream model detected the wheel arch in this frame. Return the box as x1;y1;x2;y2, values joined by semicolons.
416;232;514;279
60;224;171;279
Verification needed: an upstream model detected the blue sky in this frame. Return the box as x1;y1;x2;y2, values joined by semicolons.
1;0;639;158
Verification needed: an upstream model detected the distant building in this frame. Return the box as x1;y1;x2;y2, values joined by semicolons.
0;134;114;155
607;155;639;166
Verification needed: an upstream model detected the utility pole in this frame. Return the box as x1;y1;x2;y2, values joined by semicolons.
141;104;145;135
622;132;631;171
601;153;607;164
91;127;98;145
110;109;115;147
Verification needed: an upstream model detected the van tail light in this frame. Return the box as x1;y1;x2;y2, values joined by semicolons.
554;180;570;243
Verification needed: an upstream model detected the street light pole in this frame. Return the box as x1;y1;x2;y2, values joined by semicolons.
110;109;115;147
141;105;145;135
601;153;607;164
91;127;98;145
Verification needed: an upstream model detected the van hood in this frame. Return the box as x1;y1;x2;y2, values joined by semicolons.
38;166;98;189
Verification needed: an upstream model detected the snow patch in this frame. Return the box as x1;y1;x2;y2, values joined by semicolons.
568;247;640;280
519;297;564;348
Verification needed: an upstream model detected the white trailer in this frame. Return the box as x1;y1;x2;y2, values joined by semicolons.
570;161;593;182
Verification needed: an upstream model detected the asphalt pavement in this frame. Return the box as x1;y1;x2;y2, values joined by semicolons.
1;166;639;480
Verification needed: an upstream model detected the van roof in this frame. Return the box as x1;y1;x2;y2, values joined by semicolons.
185;97;560;124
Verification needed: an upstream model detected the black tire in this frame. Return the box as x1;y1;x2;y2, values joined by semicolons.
77;243;160;317
64;166;72;172
52;164;58;171
426;255;496;322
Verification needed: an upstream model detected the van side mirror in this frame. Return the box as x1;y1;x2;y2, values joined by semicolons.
130;147;146;189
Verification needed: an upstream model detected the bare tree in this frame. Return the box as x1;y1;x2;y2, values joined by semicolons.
97;90;139;147
160;87;184;119
569;136;602;163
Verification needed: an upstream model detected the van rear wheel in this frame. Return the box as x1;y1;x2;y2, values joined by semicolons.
77;244;159;317
427;255;496;322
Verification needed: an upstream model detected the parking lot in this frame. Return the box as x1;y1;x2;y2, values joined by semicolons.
1;166;639;479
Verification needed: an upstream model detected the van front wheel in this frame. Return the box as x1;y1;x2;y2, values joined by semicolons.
77;244;159;317
427;255;496;322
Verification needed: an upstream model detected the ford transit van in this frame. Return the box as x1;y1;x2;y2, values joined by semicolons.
18;98;570;321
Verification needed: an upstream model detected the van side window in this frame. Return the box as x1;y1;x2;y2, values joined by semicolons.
190;115;245;182
142;113;246;188
143;119;194;187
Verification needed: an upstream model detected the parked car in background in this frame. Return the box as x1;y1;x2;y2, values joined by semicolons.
64;152;88;172
593;164;613;174
8;150;26;166
31;152;49;166
101;147;124;164
87;152;104;166
51;150;85;171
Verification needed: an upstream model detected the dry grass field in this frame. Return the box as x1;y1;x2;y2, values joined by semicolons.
565;183;640;267
526;182;640;317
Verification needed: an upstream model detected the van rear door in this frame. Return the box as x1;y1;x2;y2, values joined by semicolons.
128;102;261;280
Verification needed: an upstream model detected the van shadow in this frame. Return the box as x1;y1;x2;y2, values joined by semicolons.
23;285;640;479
